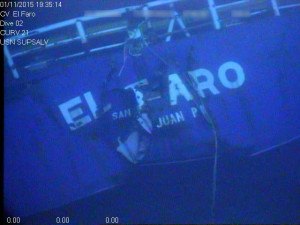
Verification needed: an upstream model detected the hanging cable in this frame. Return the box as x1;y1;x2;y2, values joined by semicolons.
184;63;219;224
119;17;220;221
145;42;219;223
117;41;129;77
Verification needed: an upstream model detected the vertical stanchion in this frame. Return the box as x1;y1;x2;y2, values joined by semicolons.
165;8;191;42
208;0;221;30
4;46;20;79
143;6;152;28
165;17;176;42
175;11;191;37
76;20;87;43
271;0;281;16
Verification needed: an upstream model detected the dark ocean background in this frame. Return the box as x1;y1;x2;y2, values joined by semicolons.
4;0;300;224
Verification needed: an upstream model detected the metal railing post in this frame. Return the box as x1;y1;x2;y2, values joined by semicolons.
4;46;20;79
208;0;221;30
143;6;152;28
166;17;176;42
175;11;191;38
76;20;88;43
271;0;281;16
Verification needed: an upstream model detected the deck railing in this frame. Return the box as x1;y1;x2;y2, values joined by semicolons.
4;0;300;79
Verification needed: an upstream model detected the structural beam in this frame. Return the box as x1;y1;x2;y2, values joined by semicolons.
215;0;249;10
175;12;191;38
279;3;300;9
166;10;191;42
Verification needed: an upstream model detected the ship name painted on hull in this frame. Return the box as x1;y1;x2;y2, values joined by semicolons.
58;61;245;130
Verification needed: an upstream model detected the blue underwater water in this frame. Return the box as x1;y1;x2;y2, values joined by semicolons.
22;141;300;224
